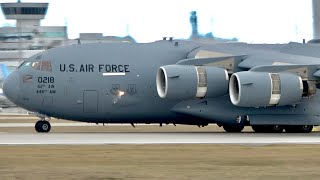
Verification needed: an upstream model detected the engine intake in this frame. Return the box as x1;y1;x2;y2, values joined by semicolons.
229;71;310;107
156;65;229;99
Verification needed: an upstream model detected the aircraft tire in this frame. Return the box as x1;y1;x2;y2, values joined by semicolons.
251;125;266;133
268;125;284;133
35;121;41;132
35;121;51;133
252;125;283;133
223;125;244;133
284;125;313;133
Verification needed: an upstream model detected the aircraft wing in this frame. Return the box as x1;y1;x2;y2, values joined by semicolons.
176;55;246;73
157;42;320;111
177;46;320;80
249;64;320;81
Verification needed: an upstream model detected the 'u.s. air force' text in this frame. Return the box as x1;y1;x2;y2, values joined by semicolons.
59;64;130;73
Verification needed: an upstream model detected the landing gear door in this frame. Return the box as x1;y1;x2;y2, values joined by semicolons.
83;90;98;113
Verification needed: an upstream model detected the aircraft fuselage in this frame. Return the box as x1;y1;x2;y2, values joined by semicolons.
4;40;320;133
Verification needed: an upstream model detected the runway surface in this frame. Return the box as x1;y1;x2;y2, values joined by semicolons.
0;123;114;127
1;132;320;145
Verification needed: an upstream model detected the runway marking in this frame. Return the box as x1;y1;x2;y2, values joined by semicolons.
0;133;320;145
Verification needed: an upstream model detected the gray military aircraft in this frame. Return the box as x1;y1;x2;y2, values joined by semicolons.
3;39;320;133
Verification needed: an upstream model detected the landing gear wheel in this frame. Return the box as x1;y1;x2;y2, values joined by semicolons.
252;125;283;133
269;125;284;133
285;125;313;133
223;125;244;133
300;125;313;133
251;125;266;133
35;121;51;133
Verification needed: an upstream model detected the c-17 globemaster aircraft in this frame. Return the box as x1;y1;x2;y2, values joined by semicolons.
3;39;320;133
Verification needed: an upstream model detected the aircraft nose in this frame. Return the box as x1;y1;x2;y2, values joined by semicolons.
3;72;20;102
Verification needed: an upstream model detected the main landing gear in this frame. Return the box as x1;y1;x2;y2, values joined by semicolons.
251;125;313;133
222;115;246;132
223;125;244;133
222;124;314;133
251;125;284;133
284;125;313;133
222;115;314;133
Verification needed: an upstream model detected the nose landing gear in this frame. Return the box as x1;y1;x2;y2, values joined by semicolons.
30;112;52;133
35;120;51;133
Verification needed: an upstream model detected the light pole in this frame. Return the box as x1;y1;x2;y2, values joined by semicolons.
313;0;320;39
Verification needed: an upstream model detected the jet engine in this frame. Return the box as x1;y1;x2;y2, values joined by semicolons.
229;71;308;107
156;65;229;99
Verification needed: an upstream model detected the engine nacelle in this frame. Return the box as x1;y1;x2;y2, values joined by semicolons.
156;65;229;99
229;71;305;107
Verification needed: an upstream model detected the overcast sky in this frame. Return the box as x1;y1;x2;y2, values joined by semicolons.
0;0;314;43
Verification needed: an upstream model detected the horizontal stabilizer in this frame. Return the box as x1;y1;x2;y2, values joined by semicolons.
281;42;320;58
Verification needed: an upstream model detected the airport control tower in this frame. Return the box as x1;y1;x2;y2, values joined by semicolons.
1;1;48;28
0;1;68;52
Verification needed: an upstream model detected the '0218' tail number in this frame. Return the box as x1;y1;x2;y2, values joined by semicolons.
38;77;54;83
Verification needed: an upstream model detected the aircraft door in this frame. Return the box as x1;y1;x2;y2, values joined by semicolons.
83;90;98;113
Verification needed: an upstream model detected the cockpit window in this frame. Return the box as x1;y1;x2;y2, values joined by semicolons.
32;62;40;70
40;61;52;72
18;60;52;72
32;61;52;72
18;61;32;69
